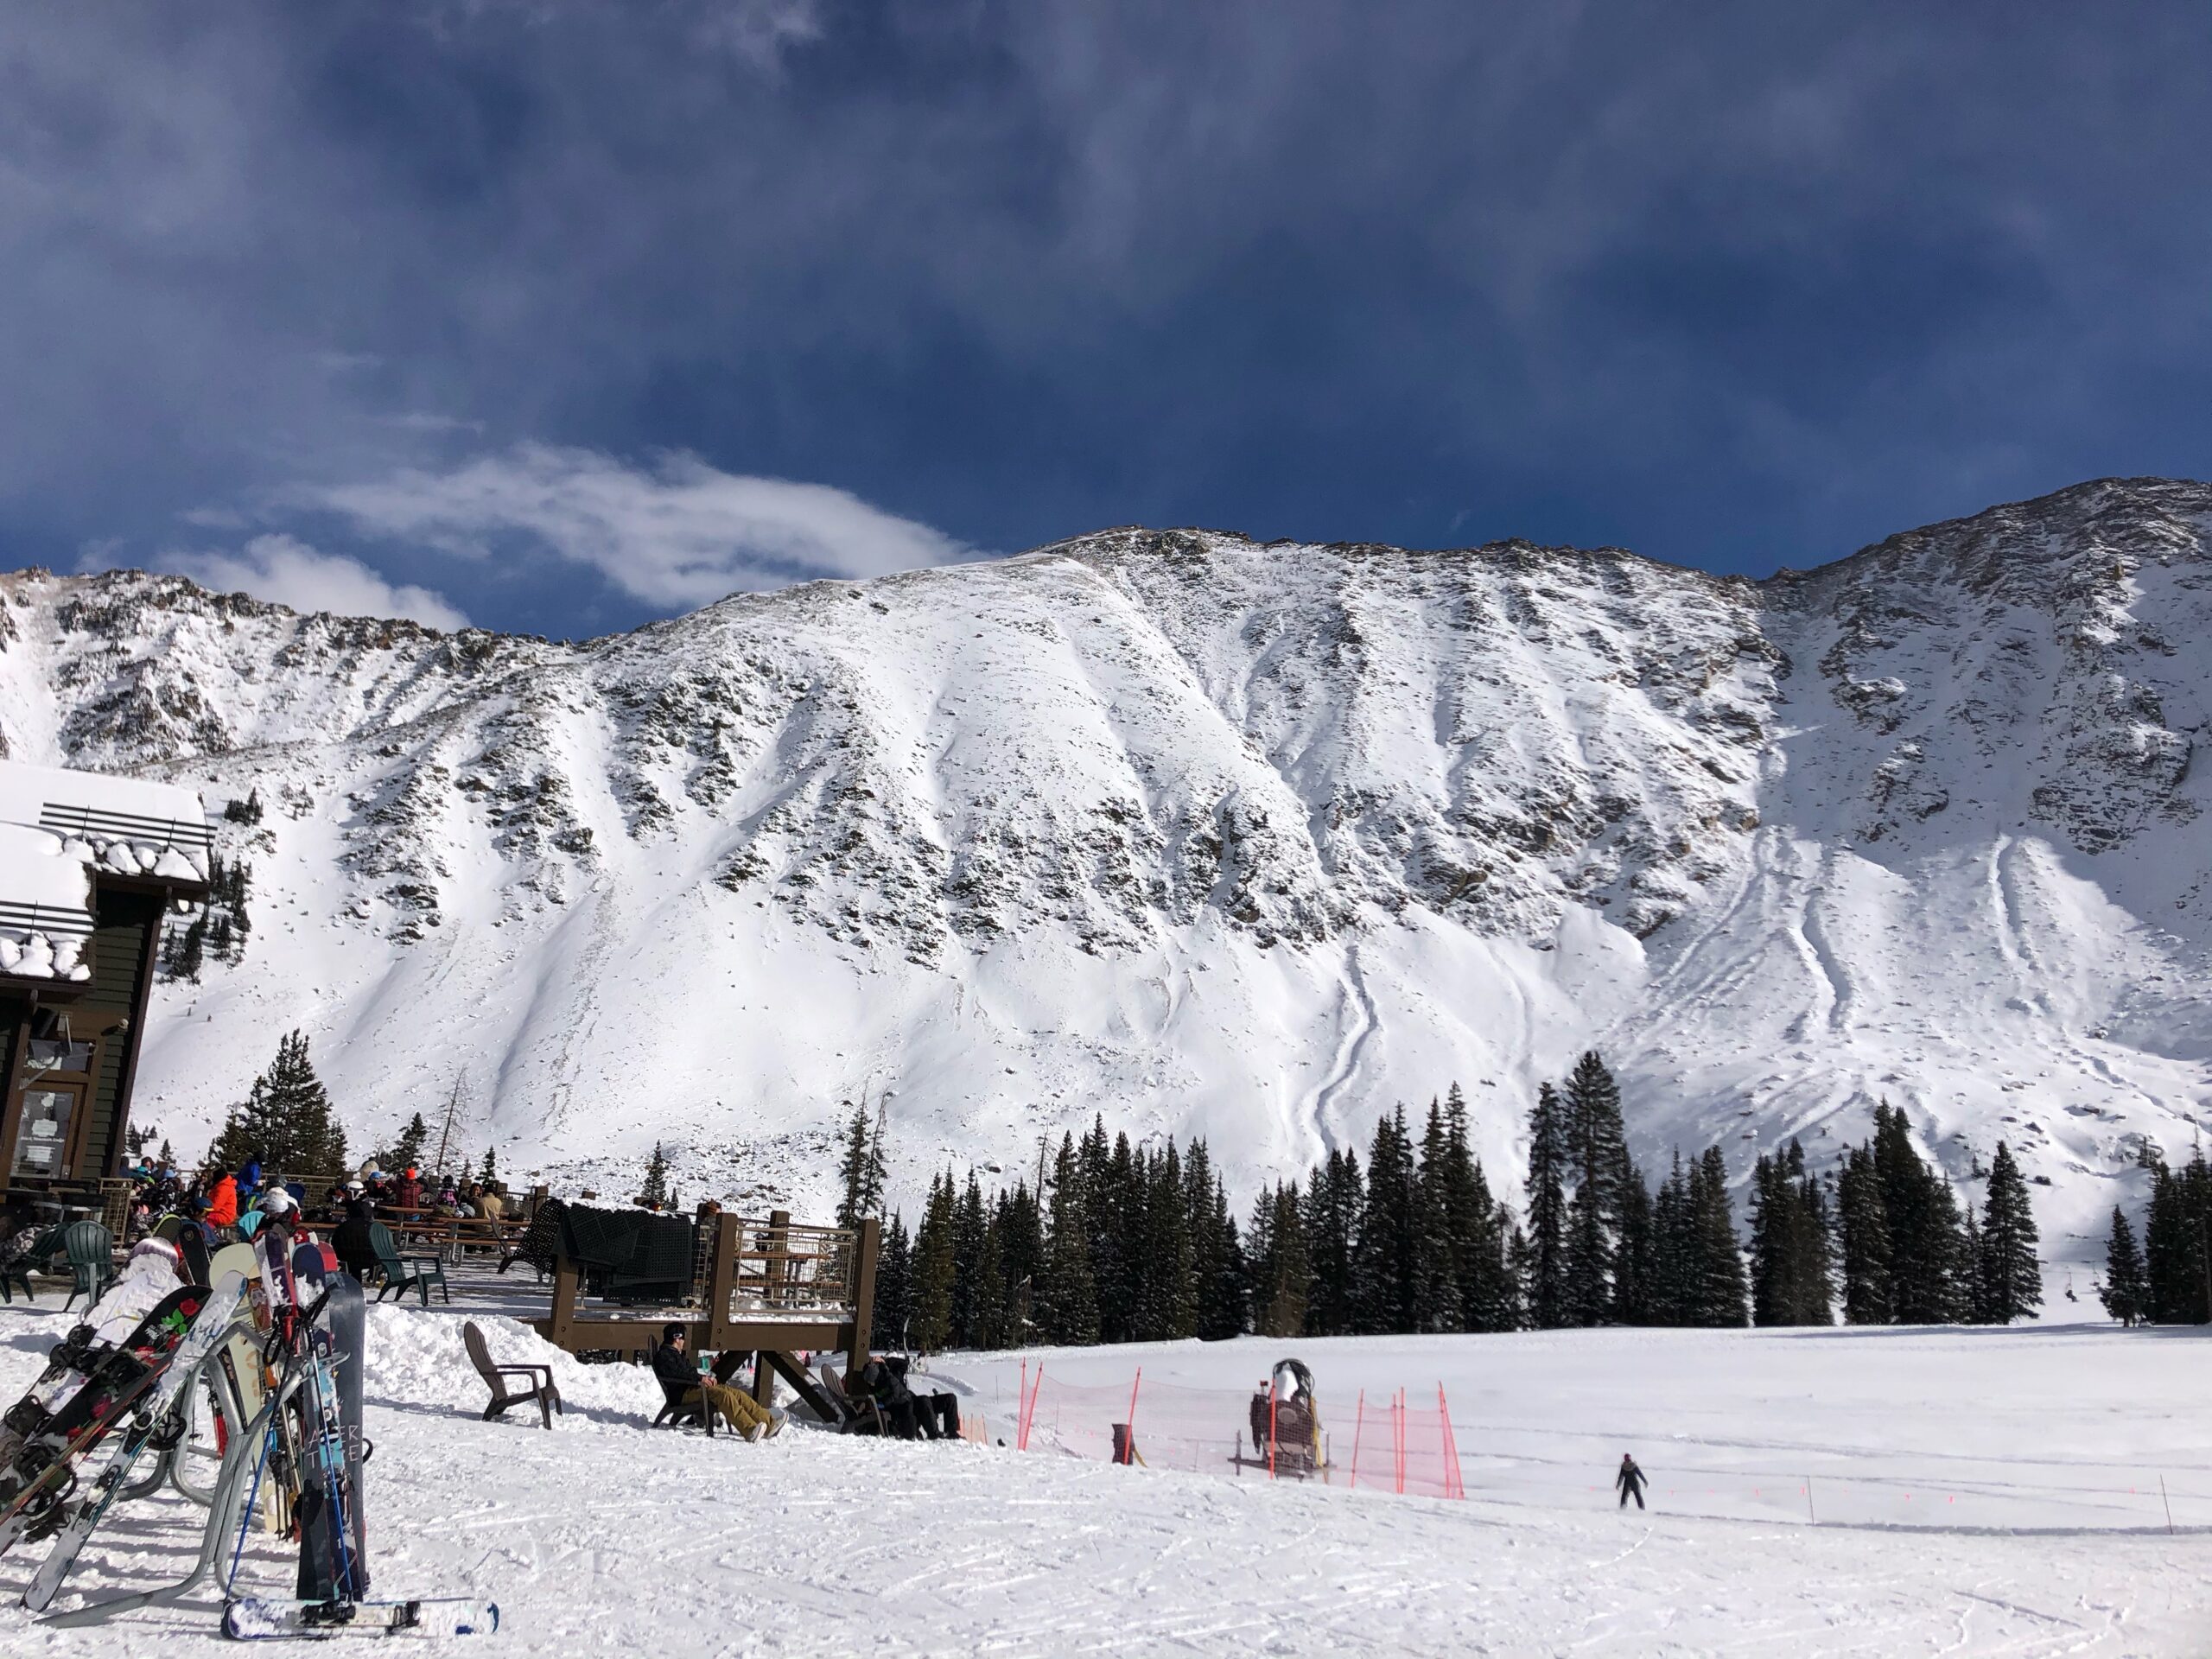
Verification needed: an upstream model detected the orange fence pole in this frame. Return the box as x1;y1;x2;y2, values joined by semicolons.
1438;1383;1463;1499
1121;1367;1142;1465
1267;1382;1279;1479
1348;1389;1365;1491
1393;1389;1407;1496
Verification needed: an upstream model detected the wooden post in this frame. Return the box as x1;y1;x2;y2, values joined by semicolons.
704;1211;740;1351
847;1216;880;1373
751;1211;790;1410
547;1251;582;1349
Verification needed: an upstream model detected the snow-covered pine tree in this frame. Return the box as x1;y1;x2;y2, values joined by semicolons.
1977;1141;2042;1323
2098;1206;2147;1326
1522;1083;1569;1329
478;1144;498;1185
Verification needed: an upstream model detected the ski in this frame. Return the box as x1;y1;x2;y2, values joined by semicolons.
222;1595;499;1639
22;1273;250;1611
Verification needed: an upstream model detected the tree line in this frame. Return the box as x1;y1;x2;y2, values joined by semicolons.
2098;1145;2212;1326
848;1054;2043;1352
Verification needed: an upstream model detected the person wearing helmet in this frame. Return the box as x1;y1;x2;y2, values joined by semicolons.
1616;1453;1649;1510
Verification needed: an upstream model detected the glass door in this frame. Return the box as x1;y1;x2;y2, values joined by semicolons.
10;1085;81;1179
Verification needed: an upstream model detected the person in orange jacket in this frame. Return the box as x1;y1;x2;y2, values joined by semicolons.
205;1168;240;1232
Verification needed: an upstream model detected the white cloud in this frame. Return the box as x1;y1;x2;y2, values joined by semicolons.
156;533;469;629
295;442;971;610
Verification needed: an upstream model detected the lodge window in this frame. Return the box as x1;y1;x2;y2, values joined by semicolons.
5;1016;101;1182
10;1084;81;1180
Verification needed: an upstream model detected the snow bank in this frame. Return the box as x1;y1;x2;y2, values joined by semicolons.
363;1304;661;1422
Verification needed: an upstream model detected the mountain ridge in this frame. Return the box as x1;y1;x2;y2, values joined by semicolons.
3;475;2209;1284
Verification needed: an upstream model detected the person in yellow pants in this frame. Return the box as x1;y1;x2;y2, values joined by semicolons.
652;1325;784;1439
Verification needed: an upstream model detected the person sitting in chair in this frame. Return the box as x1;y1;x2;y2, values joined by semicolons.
853;1353;960;1440
651;1325;784;1440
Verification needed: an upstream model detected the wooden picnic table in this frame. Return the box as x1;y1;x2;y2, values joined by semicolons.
379;1208;532;1265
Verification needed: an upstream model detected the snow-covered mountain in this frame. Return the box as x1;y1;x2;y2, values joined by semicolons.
4;476;2209;1270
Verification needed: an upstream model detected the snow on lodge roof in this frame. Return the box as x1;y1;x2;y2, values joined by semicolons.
0;760;211;984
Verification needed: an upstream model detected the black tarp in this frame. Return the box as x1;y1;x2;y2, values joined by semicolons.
557;1203;696;1300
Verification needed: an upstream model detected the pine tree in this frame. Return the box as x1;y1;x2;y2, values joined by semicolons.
2098;1206;2147;1326
387;1111;429;1173
1688;1147;1749;1325
1302;1149;1363;1337
1352;1109;1416;1332
207;1030;348;1179
1611;1159;1654;1324
1522;1084;1569;1328
1196;1175;1247;1341
1976;1141;2042;1324
1037;1135;1099;1344
1412;1100;1464;1332
950;1173;988;1347
862;1099;889;1219
910;1174;957;1352
1560;1052;1628;1325
874;1211;912;1347
157;1137;175;1170
835;1103;874;1229
1251;1183;1310;1338
1835;1145;1892;1324
638;1142;669;1207
478;1144;498;1185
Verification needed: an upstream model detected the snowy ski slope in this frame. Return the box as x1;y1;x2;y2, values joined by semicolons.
0;1304;2204;1655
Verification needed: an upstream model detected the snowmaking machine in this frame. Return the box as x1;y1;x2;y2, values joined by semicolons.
1234;1357;1325;1478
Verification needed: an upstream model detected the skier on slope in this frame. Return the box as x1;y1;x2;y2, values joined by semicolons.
1616;1453;1648;1511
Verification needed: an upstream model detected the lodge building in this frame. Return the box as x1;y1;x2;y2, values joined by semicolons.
0;759;210;1211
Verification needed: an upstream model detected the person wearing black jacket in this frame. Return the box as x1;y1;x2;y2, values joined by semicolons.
651;1325;779;1440
1616;1453;1649;1510
332;1198;379;1281
854;1354;960;1440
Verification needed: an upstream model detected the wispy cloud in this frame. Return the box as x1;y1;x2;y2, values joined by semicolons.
290;442;971;609
154;533;469;629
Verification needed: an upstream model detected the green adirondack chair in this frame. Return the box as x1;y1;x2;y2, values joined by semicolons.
60;1219;115;1312
368;1221;450;1306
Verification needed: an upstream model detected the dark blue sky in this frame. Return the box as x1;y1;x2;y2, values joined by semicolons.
4;2;2208;635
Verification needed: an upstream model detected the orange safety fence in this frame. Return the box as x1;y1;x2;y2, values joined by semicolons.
1013;1360;1465;1496
999;1359;2210;1531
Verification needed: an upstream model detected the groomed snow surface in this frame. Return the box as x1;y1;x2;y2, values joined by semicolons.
1;1303;2206;1656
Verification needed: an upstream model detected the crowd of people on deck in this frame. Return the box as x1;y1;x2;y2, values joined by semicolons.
114;1159;515;1250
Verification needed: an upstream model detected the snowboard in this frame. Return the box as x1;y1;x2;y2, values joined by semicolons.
0;1285;211;1551
22;1273;249;1610
223;1594;499;1639
294;1274;367;1602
